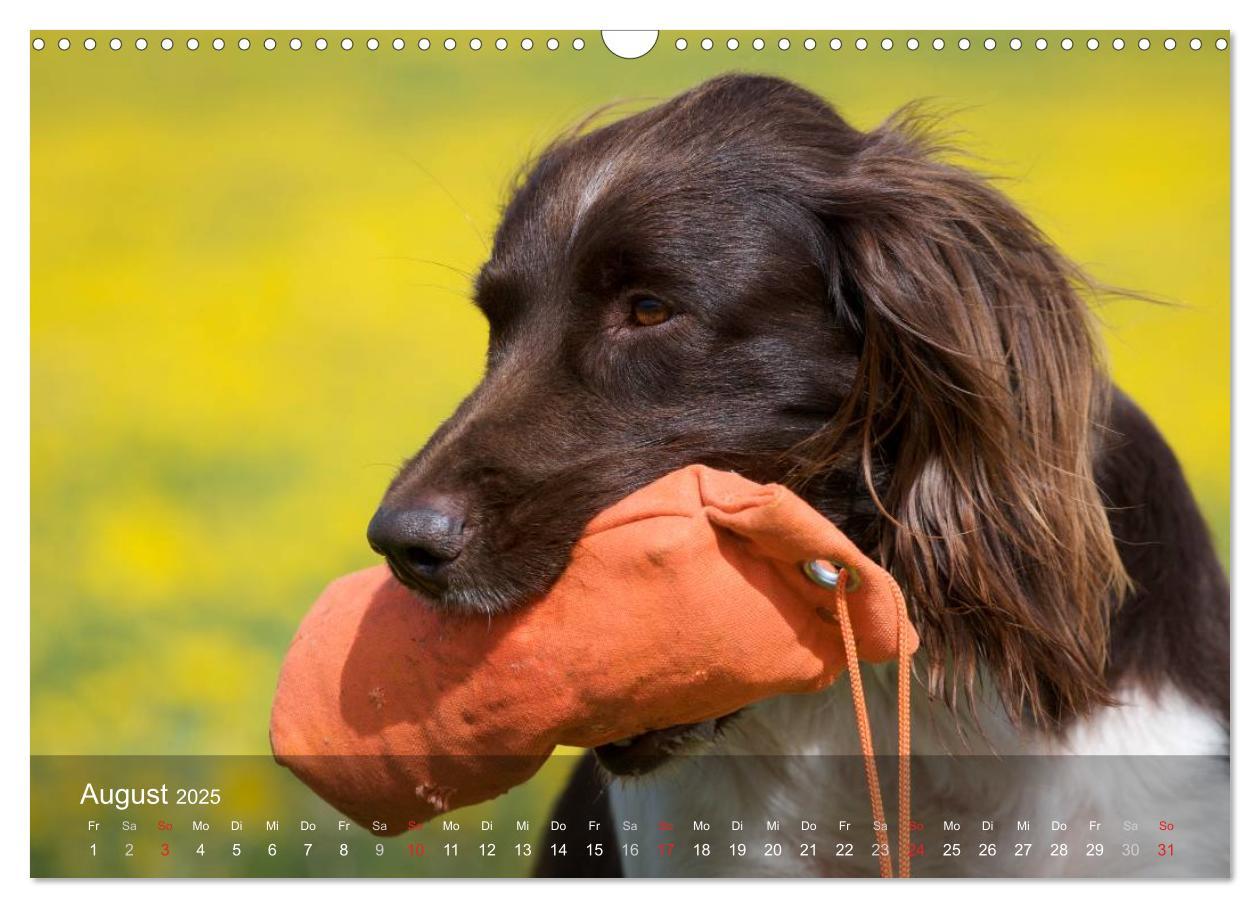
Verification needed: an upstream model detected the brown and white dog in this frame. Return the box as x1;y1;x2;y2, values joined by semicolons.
367;75;1229;877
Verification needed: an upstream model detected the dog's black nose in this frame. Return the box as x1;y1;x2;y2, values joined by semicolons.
367;498;467;593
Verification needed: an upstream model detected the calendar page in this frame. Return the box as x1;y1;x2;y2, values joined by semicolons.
28;26;1231;880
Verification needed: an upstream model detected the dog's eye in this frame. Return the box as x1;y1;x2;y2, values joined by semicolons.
630;297;672;327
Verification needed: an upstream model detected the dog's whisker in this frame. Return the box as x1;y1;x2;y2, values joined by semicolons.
400;152;491;253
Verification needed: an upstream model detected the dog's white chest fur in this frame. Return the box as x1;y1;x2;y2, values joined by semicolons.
608;665;1228;878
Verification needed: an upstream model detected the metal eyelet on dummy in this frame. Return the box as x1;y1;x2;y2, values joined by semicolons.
802;557;861;592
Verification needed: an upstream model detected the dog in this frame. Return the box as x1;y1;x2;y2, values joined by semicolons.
366;74;1229;877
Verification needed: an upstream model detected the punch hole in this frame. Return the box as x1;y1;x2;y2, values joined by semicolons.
880;38;892;50
1061;38;1073;50
367;38;379;50
1190;38;1202;50
1138;38;1150;50
263;38;276;51
907;38;919;50
444;38;456;51
754;37;766;50
521;38;533;50
602;31;656;59
1216;37;1228;50
496;38;508;50
1113;38;1125;50
161;38;173;51
187;37;199;50
932;37;944;50
675;38;687;51
958;37;970;50
701;37;714;50
828;38;840;50
727;38;739;51
983;37;995;51
778;38;790;50
547;38;559;50
32;37;44;50
804;38;816;50
111;38;122;50
1010;37;1022;50
1035;37;1047;50
393;38;405;51
418;38;430;50
573;37;585;50
84;37;96;50
470;38;483;50
1164;38;1176;50
290;38;302;51
855;38;867;50
212;38;224;51
238;38;250;50
316;38;328;51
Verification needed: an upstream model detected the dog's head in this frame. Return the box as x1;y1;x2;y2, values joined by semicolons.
369;74;1128;744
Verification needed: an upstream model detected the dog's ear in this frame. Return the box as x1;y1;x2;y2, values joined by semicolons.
801;111;1130;728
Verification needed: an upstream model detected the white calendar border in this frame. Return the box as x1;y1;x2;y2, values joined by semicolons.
3;0;1253;903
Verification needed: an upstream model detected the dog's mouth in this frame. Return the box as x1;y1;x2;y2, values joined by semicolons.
592;712;740;777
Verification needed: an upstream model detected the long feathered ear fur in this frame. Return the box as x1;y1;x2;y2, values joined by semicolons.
799;109;1131;729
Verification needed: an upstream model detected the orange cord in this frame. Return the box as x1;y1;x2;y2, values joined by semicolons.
834;570;912;878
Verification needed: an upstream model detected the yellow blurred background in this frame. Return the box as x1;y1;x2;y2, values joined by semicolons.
31;31;1229;758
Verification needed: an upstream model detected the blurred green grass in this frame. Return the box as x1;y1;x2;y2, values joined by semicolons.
31;31;1229;760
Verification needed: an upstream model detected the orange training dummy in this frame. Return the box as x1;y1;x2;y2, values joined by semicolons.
270;465;917;875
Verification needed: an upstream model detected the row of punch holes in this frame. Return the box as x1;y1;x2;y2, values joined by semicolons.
31;34;1230;54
